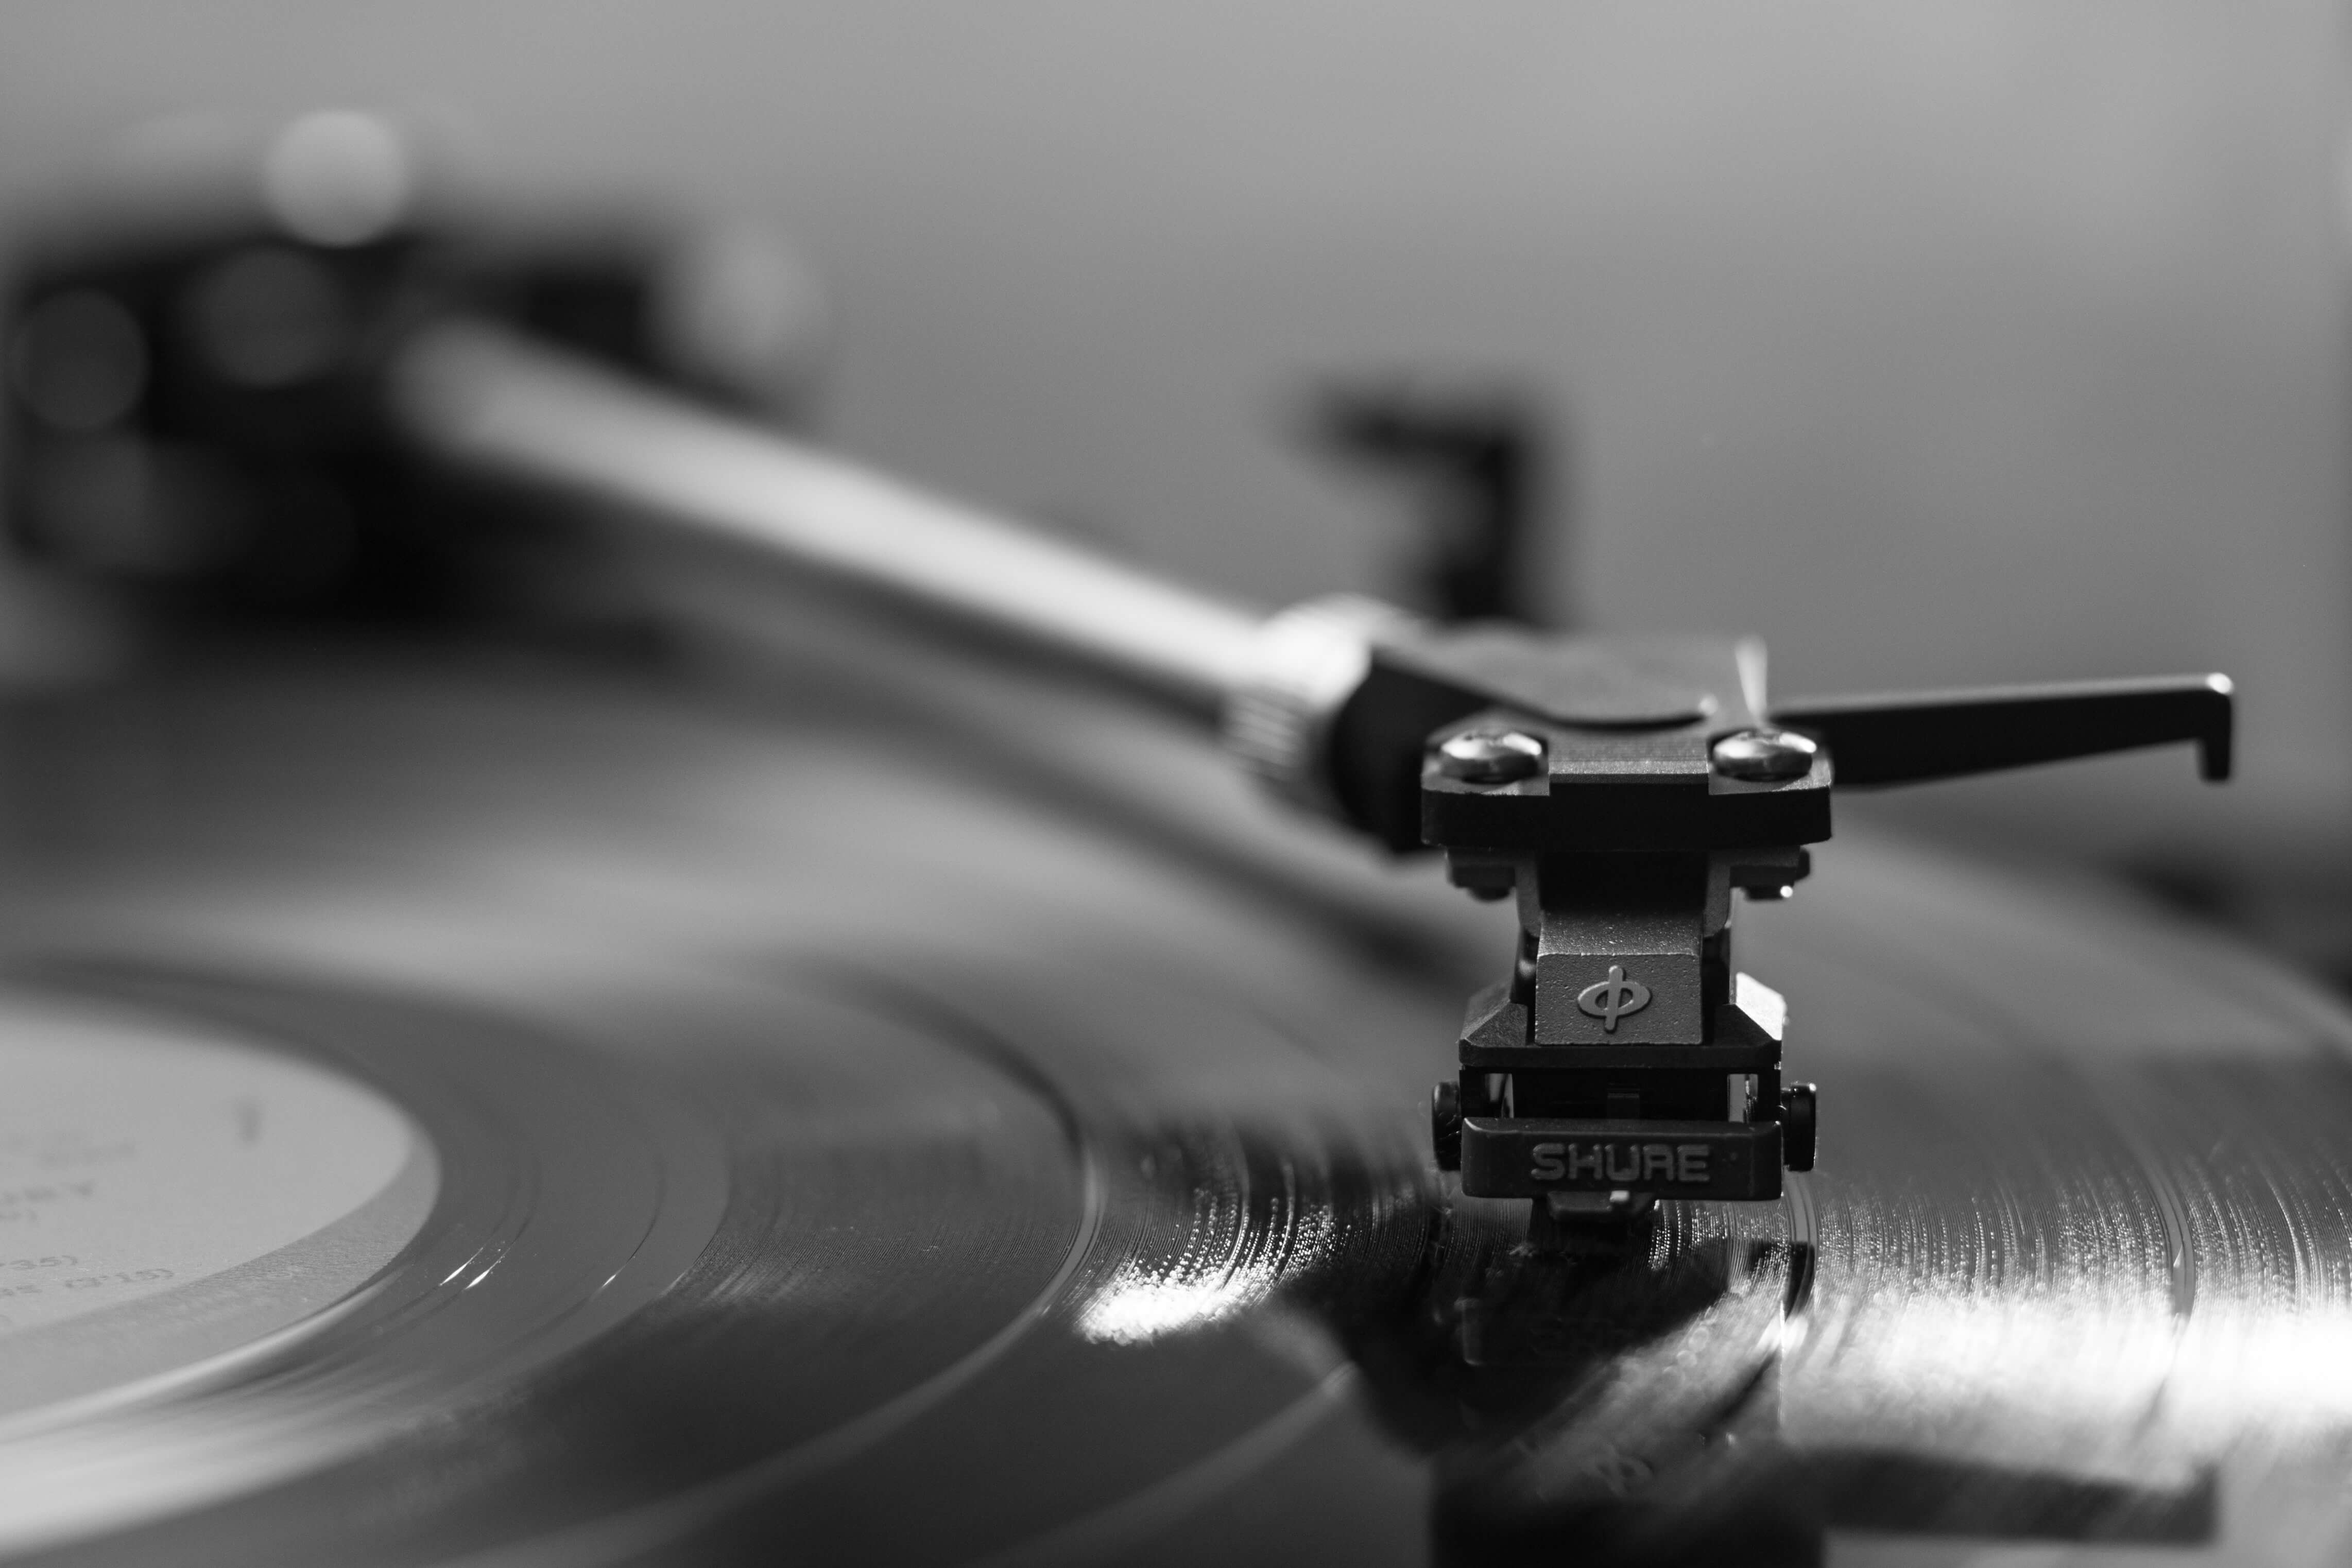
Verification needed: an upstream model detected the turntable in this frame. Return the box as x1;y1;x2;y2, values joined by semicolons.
0;112;2342;1566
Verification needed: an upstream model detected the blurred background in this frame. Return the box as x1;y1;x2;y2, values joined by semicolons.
1;1;2345;971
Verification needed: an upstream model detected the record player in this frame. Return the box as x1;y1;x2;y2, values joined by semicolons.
0;111;2342;1567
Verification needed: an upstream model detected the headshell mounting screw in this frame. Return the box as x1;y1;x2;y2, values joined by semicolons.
1711;728;1818;782
1436;728;1545;785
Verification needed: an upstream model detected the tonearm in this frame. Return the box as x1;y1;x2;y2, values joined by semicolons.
2;120;2233;1232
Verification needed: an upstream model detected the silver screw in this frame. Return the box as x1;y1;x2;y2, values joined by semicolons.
1435;728;1545;784
1711;728;1818;782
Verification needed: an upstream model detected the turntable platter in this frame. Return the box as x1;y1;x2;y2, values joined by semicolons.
0;638;2346;1564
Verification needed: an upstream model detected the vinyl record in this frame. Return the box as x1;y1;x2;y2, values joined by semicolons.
0;630;2346;1566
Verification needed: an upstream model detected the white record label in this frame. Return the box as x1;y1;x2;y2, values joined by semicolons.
0;996;435;1418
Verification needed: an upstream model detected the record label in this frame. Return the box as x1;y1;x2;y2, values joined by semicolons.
0;996;435;1421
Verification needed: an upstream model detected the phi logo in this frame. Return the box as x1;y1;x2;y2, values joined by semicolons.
1575;964;1651;1031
